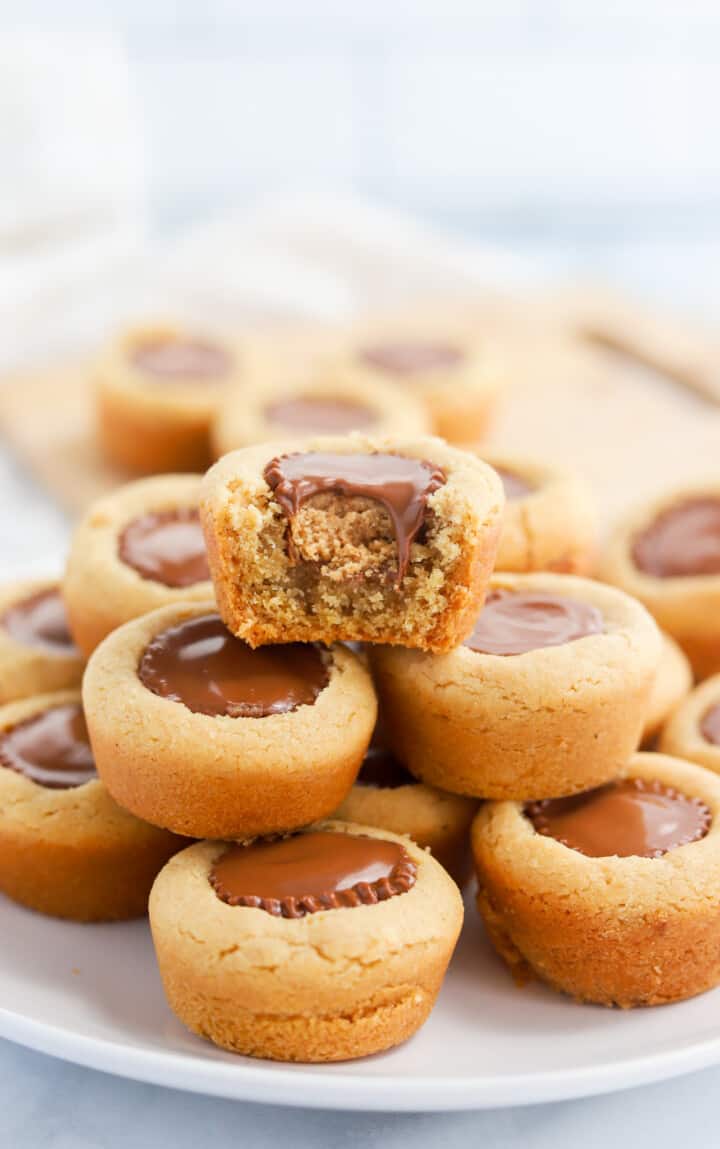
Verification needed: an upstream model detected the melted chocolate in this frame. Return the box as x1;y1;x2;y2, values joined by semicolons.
526;778;711;858
357;744;418;789
494;466;534;500
632;497;720;578
358;342;465;376
701;703;720;746
264;451;446;585
210;830;416;917
138;613;328;717
0;704;96;789
464;589;603;656
1;588;78;655
265;396;377;433
131;337;231;381
118;509;209;588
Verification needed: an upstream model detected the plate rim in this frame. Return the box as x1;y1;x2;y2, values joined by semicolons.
2;1003;720;1112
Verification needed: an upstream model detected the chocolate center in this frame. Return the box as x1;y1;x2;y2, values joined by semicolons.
701;703;720;746
210;830;417;917
0;704;96;789
130;338;231;381
118;509;210;588
265;396;377;433
264;451;446;585
1;588;78;655
632;497;720;578
494;466;534;500
526;778;711;858
464;589;604;656
138;612;328;718
357;744;418;789
358;342;465;377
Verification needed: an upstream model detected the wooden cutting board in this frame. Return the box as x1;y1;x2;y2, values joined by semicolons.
1;289;719;529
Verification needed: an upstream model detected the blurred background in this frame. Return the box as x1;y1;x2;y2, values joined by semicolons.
5;0;720;367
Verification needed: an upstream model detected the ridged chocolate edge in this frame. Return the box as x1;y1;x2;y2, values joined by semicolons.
210;851;418;918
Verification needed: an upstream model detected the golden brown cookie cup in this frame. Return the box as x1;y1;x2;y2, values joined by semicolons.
642;631;693;746
212;372;430;457
63;474;213;656
370;573;661;800
96;324;243;475
321;319;504;444
201;434;504;653
0;580;84;705
333;780;478;886
149;821;463;1062
472;753;720;1007
484;454;595;574
659;674;720;772
599;486;720;679
0;691;183;921
83;603;377;839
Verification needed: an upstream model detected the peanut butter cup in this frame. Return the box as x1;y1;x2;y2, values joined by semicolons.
118;508;209;588
464;589;604;656
358;342;464;376
138;612;328;718
701;703;720;745
0;703;96;789
526;778;711;859
473;753;720;1007
264;396;377;433
210;830;416;917
264;451;446;586
131;337;231;382
632;497;720;578
2;588;77;656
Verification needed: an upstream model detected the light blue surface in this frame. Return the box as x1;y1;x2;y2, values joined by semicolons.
2;1037;720;1149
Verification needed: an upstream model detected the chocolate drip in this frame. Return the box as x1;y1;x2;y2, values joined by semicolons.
0;704;96;789
210;831;416;917
465;589;603;656
1;588;78;655
264;451;445;585
265;396;377;433
526;778;711;859
633;497;720;578
138;613;328;718
118;508;209;588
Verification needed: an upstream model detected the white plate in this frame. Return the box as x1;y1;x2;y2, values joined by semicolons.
2;890;720;1112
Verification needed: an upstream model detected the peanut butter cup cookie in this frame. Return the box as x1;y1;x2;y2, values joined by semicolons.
96;323;243;474
64;475;213;655
0;690;183;920
484;454;595;574
473;752;720;1007
321;317;504;444
201;434;504;652
659;673;720;772
642;631;693;746
213;372;429;457
149;821;463;1061
83;603;376;838
0;580;83;704
600;486;720;678
332;736;478;885
370;572;660;800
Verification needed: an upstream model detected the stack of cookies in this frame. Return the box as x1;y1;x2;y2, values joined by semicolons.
2;318;720;1065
